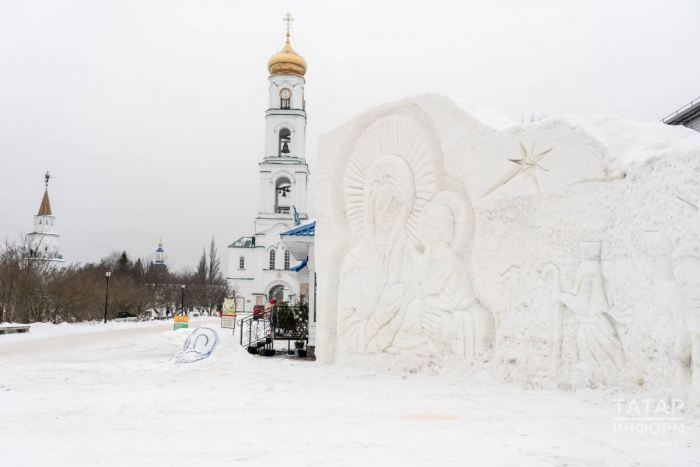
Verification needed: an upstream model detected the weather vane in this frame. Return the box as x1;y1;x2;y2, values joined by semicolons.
283;12;293;36
44;171;52;187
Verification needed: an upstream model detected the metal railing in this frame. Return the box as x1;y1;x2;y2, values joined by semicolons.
661;95;700;123
239;312;272;353
239;305;309;356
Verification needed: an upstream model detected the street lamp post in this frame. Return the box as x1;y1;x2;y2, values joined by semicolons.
104;270;112;324
181;284;185;316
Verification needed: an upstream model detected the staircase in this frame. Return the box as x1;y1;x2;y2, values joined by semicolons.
239;313;275;356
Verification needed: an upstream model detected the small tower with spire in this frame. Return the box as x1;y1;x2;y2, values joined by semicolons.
27;172;64;262
154;239;166;267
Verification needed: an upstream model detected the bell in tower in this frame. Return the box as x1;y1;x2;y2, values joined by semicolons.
279;128;291;156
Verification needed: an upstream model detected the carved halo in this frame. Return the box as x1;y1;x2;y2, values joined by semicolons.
343;114;443;246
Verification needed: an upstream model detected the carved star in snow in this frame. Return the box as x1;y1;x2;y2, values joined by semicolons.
481;141;553;198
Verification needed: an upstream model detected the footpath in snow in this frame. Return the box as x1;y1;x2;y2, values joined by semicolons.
0;318;698;467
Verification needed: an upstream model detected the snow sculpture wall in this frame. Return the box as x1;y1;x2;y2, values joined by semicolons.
315;94;700;397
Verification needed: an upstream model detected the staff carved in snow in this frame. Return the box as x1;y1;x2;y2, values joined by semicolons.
541;241;628;380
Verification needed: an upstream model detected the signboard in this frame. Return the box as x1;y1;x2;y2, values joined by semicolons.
221;298;236;329
221;313;236;329
174;314;189;331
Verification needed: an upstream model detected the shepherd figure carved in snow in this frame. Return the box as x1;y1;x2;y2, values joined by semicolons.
542;241;626;380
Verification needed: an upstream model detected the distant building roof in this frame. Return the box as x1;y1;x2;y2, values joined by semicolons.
662;95;700;133
38;189;52;216
228;236;256;248
280;220;315;237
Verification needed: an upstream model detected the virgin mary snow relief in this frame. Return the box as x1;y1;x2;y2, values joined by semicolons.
336;113;494;359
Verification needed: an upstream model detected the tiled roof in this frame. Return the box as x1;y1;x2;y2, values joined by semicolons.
228;236;256;248
281;221;315;237
38;189;52;216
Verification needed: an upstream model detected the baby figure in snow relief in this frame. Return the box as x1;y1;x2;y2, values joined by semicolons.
390;192;493;358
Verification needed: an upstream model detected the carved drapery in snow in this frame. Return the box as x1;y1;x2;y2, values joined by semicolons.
335;112;494;359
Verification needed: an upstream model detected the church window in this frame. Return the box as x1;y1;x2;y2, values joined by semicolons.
281;97;290;109
269;249;276;269
284;250;290;269
239;256;245;270
279;129;291;156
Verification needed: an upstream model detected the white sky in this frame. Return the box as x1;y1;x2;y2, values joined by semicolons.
1;0;698;273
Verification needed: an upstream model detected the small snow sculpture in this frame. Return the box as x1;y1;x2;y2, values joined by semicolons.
543;241;626;380
174;326;219;364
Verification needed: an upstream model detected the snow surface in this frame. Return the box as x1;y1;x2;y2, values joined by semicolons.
1;319;698;466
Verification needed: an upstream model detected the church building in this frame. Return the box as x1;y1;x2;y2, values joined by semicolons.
227;16;310;311
154;239;166;268
27;172;64;262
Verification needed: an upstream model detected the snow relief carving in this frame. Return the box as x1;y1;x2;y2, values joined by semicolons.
669;198;700;394
336;114;494;359
482;141;553;198
543;242;627;381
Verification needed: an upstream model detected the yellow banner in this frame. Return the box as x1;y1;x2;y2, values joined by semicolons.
174;315;189;323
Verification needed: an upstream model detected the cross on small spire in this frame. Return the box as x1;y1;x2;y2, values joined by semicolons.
283;12;293;38
44;171;51;187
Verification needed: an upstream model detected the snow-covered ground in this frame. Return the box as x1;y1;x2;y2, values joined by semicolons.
0;319;698;466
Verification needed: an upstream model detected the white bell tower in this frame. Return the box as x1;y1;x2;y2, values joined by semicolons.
256;12;310;233
227;14;310;310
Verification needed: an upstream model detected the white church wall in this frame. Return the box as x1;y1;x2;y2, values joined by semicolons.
315;93;700;400
258;170;271;214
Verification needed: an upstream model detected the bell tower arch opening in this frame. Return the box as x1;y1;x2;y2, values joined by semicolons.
279;128;291;156
275;177;292;214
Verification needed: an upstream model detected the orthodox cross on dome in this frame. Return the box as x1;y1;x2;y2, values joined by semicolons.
283;12;293;38
481;141;553;198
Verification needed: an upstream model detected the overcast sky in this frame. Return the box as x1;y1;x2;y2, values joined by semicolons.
1;0;698;274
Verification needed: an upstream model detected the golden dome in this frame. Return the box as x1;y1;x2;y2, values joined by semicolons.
268;32;307;78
